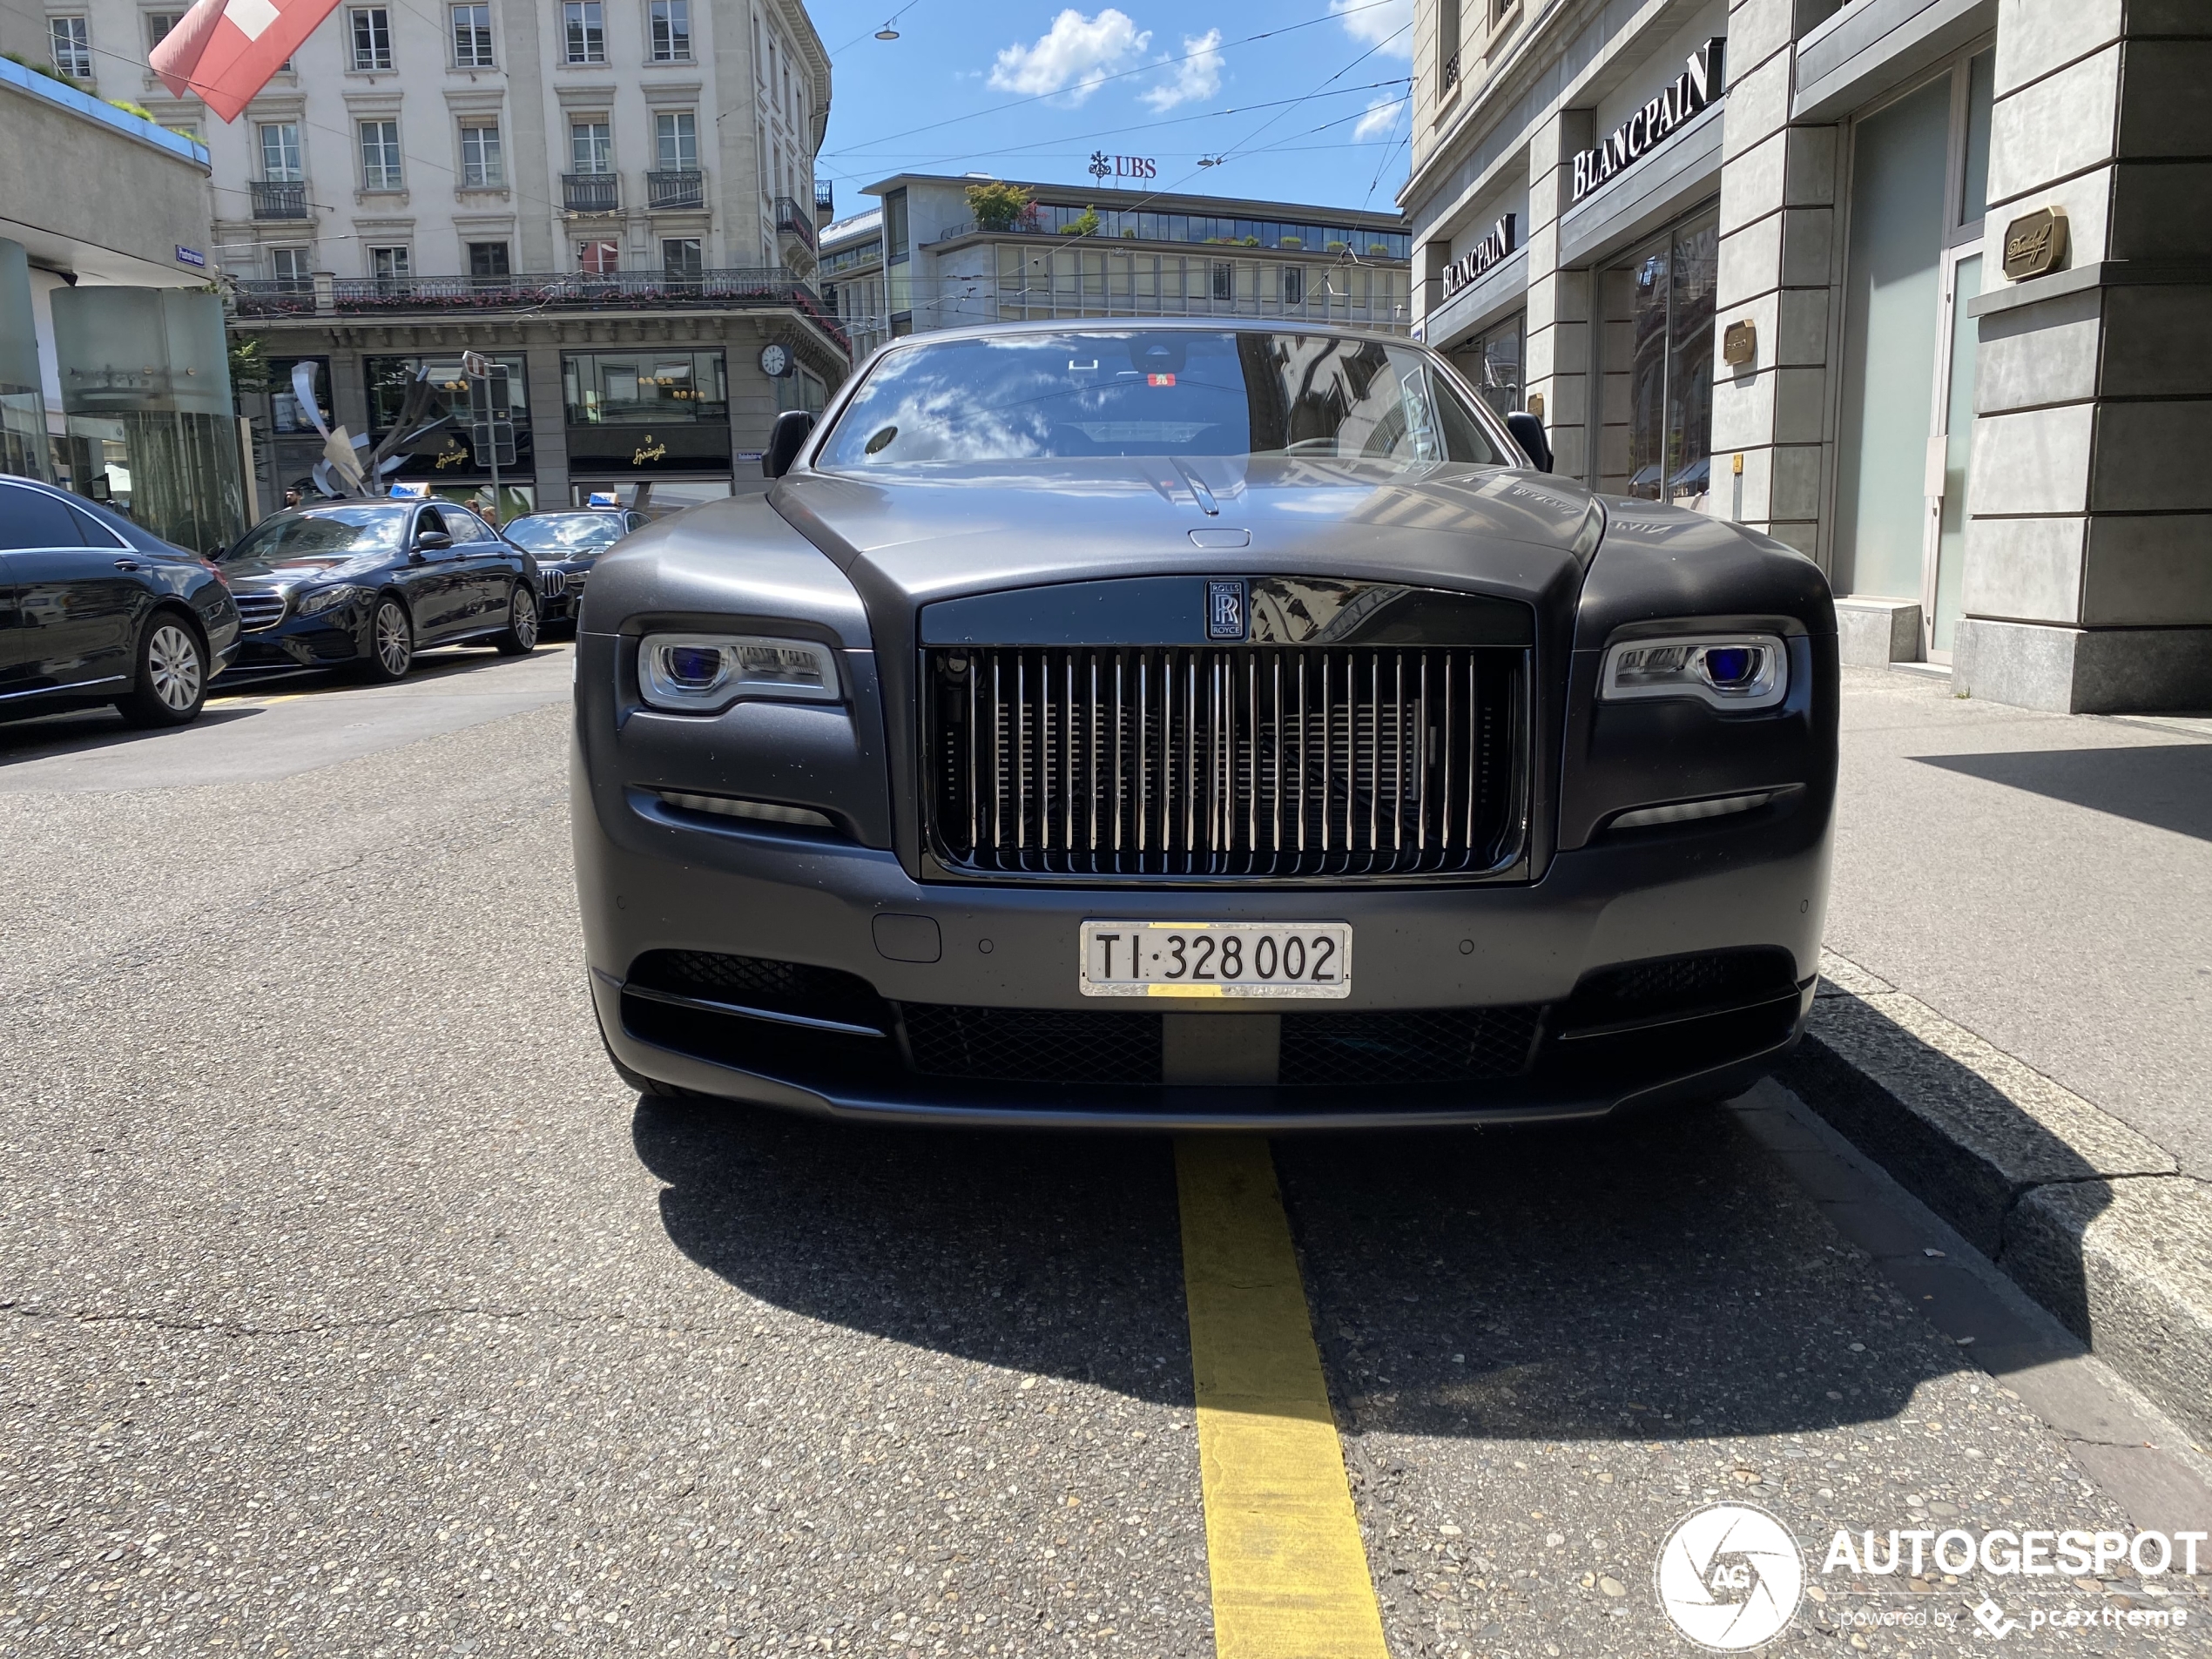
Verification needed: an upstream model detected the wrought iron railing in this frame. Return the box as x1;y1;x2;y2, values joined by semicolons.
646;169;704;209
563;172;619;212
774;196;817;251
251;179;308;219
813;179;833;216
226;269;851;353
1442;49;1460;92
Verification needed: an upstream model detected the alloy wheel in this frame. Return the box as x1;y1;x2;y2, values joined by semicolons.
375;601;413;676
147;624;203;711
514;587;539;650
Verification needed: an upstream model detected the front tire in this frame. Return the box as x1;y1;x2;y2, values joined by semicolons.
495;583;539;656
113;614;206;726
361;596;415;682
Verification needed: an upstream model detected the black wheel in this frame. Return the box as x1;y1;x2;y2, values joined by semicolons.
113;613;206;726
360;595;414;682
495;583;539;656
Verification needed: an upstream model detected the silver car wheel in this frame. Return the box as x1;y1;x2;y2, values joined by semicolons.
374;600;413;676
147;623;202;711
513;586;539;650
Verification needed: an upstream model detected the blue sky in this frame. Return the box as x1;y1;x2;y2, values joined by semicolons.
807;0;1416;220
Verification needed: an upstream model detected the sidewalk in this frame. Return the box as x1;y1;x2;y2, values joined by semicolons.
1777;666;2212;1449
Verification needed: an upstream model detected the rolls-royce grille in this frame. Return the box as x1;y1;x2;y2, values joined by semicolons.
925;646;1528;879
234;592;287;631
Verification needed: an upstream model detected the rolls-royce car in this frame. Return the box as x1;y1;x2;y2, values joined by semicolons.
0;473;241;726
500;508;648;628
571;322;1838;1129
217;499;543;678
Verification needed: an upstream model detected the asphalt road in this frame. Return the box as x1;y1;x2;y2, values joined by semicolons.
2;654;2206;1657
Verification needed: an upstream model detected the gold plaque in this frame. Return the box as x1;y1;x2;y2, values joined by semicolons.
2002;207;2069;281
1722;319;1757;366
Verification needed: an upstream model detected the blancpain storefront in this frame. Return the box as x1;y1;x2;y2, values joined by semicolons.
1406;0;2212;712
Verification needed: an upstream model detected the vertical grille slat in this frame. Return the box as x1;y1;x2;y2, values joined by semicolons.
927;644;1527;880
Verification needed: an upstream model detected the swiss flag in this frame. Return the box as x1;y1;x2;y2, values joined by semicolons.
151;0;343;123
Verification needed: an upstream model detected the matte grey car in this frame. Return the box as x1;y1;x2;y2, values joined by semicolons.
571;322;1838;1128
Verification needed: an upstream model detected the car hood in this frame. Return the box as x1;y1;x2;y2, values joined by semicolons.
769;456;1602;610
219;552;388;590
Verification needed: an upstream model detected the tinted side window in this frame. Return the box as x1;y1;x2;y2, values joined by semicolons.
0;484;88;550
417;506;447;538
67;504;131;548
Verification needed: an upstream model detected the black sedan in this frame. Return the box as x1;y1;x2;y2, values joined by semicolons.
500;509;647;627
0;473;241;726
572;322;1838;1130
217;499;543;679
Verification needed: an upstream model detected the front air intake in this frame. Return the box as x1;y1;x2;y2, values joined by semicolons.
923;645;1530;881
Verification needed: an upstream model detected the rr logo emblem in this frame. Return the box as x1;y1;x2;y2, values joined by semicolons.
1207;580;1247;641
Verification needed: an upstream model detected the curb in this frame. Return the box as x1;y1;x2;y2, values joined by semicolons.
1777;950;2212;1453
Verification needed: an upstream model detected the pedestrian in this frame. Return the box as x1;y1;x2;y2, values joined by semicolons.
283;487;301;509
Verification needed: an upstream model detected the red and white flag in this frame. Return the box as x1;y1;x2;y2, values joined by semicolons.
150;0;342;123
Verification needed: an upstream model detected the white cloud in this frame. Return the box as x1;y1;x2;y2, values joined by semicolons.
1332;0;1412;58
1353;94;1405;141
1138;28;1224;111
988;9;1150;103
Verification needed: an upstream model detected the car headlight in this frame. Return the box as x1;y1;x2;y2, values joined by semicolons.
638;633;841;711
1599;633;1787;711
293;583;372;617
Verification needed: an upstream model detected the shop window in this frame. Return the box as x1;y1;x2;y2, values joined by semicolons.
562;349;727;424
1454;313;1523;419
1615;208;1716;509
365;354;527;433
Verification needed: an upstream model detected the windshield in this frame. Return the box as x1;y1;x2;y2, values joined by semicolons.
221;506;408;565
504;514;626;553
816;330;1505;469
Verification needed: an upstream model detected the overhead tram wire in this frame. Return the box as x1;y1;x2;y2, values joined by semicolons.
818;0;1405;163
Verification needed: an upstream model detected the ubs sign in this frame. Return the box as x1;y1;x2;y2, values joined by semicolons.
1442;213;1517;299
1571;38;1725;206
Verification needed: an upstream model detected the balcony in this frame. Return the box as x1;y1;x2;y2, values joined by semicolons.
226;267;851;354
646;169;703;210
251;179;308;219
563;172;619;213
813;178;833;219
774;196;816;252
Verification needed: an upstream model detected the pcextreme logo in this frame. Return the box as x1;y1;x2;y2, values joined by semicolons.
1656;1503;1804;1650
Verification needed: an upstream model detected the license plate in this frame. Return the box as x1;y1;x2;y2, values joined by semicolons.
1079;921;1352;999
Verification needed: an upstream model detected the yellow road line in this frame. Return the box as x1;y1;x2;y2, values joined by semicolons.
1176;1136;1391;1659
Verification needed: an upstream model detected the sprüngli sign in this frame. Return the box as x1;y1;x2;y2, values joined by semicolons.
1570;39;1724;206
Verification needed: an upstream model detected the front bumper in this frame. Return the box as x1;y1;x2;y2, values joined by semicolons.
231;609;371;670
577;745;1833;1130
539;564;587;621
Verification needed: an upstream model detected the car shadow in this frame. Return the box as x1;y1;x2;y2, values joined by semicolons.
1913;743;2212;841
209;644;557;702
0;702;263;764
636;1094;1943;1441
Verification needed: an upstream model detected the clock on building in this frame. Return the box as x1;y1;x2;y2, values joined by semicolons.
759;342;791;378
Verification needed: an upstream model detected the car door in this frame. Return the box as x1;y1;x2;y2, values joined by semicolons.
448;509;513;632
0;479;142;699
396;505;466;643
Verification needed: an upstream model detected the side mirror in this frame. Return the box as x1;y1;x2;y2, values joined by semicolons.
764;409;816;479
414;529;453;552
1506;410;1554;474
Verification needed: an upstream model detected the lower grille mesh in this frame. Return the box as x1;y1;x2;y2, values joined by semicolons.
1278;1007;1540;1085
903;1004;1163;1084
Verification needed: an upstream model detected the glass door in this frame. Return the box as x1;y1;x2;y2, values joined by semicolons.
1924;248;1981;658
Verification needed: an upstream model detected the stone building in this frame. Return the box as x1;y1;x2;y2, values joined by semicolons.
833;173;1413;349
71;0;847;510
1402;0;2209;711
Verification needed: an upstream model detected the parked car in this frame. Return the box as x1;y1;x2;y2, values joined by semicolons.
499;508;647;628
215;499;543;679
572;321;1838;1129
0;473;241;726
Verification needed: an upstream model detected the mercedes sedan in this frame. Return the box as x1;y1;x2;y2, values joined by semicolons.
571;323;1838;1129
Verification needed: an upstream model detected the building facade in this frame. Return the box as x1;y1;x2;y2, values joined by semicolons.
82;0;846;510
1404;0;2211;711
833;174;1414;353
2;0;246;552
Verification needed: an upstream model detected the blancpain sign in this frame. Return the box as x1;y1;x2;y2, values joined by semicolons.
1571;38;1724;205
1441;213;1516;299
